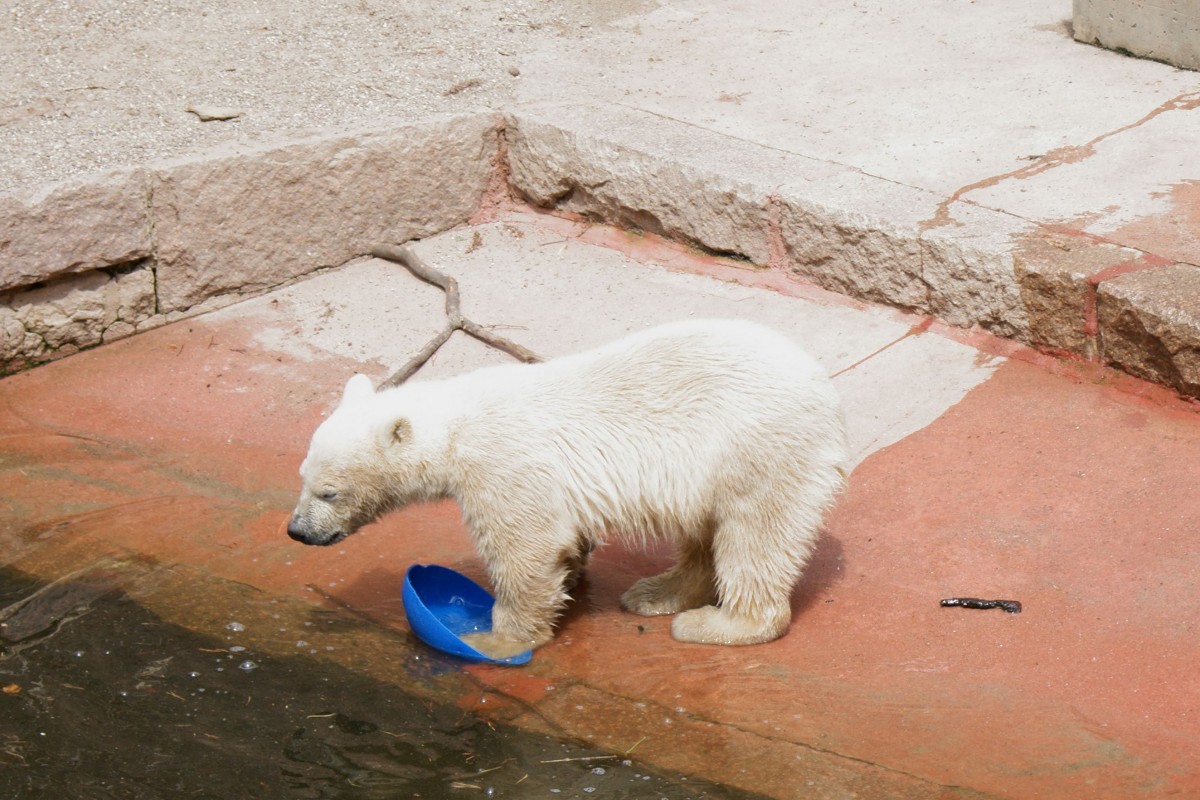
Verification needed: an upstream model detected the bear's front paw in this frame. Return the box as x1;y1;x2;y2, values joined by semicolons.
670;605;790;646
620;575;717;617
461;631;538;660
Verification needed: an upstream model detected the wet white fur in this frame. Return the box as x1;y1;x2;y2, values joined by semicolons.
293;319;848;651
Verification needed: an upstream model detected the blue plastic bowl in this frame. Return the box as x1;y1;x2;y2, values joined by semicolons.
402;564;532;665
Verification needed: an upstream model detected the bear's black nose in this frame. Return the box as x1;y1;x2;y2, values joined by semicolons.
286;518;309;543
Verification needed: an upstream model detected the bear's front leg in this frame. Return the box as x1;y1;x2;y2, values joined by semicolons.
463;581;561;660
464;518;575;659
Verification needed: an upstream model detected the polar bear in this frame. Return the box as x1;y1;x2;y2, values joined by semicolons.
287;319;848;659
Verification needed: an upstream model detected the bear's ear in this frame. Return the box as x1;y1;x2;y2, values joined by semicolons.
391;417;412;445
341;373;374;405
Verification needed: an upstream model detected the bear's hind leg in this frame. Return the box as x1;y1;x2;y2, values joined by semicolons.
671;501;819;646
620;536;718;617
561;535;595;593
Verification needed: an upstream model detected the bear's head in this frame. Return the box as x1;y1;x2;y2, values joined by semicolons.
287;373;447;546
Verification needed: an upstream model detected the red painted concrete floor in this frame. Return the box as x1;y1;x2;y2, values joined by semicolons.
3;284;1199;799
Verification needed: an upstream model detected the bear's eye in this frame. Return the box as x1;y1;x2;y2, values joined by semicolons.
317;489;339;502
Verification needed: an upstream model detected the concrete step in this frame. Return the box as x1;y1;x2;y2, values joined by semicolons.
4;105;1199;400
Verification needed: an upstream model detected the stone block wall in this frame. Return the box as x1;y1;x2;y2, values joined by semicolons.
505;104;1200;397
0;113;500;371
4;104;1200;399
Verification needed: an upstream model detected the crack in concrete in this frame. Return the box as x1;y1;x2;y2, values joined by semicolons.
471;114;517;226
612;102;935;198
1082;252;1174;339
142;170;161;317
922;90;1200;233
830;317;935;379
763;194;789;271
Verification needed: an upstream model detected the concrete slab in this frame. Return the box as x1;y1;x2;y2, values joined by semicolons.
967;94;1200;264
830;331;1003;464
191;215;998;466
408;218;912;369
517;0;1200;199
405;215;999;463
215;256;447;374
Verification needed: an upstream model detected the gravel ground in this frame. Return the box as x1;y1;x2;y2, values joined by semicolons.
0;0;649;193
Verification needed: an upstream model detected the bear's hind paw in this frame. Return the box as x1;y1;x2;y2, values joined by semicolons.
670;605;789;646
620;575;717;617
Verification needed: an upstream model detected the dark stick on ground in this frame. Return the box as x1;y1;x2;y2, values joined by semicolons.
940;597;1023;614
370;243;544;388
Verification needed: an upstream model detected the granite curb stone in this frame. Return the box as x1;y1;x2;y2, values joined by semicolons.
1098;262;1200;395
504;104;786;265
1012;233;1143;357
775;178;930;313
151;113;500;313
504;104;1200;397
0;113;500;369
508;105;1044;343
0;168;152;292
0;266;155;367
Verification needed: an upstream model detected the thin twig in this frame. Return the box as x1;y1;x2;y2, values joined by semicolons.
538;754;619;764
460;319;542;364
371;243;544;389
623;736;647;756
370;243;462;323
380;326;456;388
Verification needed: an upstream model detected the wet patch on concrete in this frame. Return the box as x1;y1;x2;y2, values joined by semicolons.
0;561;766;799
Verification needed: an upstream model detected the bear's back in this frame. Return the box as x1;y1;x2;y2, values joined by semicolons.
444;320;846;535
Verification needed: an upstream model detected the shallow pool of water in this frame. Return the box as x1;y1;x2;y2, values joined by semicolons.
0;564;766;799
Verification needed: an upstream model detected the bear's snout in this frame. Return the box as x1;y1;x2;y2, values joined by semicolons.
286;515;345;546
286;517;309;543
